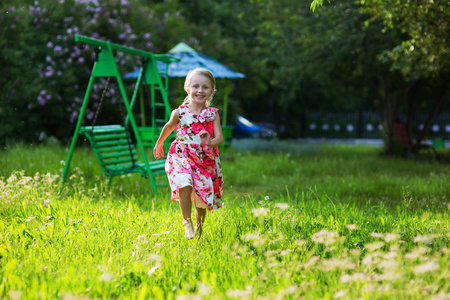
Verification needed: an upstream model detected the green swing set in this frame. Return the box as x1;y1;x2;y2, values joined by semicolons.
61;35;180;194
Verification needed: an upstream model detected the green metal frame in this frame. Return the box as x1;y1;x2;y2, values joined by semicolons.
130;57;173;148
61;35;179;194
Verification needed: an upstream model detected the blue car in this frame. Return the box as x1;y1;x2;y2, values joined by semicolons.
232;115;277;139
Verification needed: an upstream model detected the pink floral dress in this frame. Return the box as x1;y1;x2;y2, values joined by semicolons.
165;105;223;210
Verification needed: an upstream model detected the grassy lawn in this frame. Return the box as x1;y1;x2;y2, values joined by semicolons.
0;141;449;299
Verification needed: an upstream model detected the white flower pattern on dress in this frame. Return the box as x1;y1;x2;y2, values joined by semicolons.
165;105;223;210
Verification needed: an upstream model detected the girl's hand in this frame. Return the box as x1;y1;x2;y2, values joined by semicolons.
199;129;211;146
153;142;165;159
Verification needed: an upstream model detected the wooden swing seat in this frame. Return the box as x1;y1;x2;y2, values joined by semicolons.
79;125;166;185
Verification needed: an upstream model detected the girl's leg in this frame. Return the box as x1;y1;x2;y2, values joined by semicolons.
179;186;194;239
195;207;207;237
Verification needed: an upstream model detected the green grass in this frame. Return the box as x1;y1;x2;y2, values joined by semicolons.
0;141;449;299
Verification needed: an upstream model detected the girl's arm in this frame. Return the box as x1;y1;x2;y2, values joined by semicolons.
153;109;179;159
200;114;224;147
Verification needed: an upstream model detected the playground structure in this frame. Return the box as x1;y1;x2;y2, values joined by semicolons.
61;35;180;193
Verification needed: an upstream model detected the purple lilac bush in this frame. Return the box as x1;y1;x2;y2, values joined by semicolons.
0;0;190;143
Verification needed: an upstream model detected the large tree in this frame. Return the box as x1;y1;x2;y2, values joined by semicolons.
311;0;450;153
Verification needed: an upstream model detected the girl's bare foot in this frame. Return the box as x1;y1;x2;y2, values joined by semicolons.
182;219;194;240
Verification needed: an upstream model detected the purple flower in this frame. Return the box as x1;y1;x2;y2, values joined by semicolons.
144;33;150;39
37;96;46;105
119;33;126;40
70;111;78;123
54;45;63;54
46;41;54;48
45;66;54;77
78;57;84;63
40;90;47;95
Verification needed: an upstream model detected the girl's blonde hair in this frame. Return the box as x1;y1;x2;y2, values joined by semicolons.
182;68;216;106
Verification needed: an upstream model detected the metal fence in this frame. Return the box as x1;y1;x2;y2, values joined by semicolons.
300;111;450;140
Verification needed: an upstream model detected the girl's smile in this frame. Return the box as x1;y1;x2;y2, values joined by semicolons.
187;74;213;105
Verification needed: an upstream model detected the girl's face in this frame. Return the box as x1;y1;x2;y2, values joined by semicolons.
186;74;213;106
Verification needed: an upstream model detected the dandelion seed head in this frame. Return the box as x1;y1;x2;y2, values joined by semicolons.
372;271;401;281
9;290;23;300
148;253;162;262
280;249;293;256
340;272;366;282
413;261;440;274
264;196;270;200
413;234;435;243
252;207;269;217
334;290;346;298
362;252;382;266
100;272;113;282
378;259;398;271
346;224;359;230
278;285;298;296
304;255;320;268
384;233;400;242
197;281;211;296
264;250;279;257
383;251;398;260
226;285;252;298
370;232;384;238
405;252;420;259
365;241;384;251
311;229;340;245
274;202;290;210
321;258;356;271
389;244;399;252
295;239;306;247
242;233;261;241
7;174;18;183
241;233;266;247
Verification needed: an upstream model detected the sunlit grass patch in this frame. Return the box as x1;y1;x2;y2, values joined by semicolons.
0;143;449;298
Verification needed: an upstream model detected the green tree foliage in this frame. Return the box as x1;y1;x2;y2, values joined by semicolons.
359;0;449;152
308;0;449;152
362;0;449;80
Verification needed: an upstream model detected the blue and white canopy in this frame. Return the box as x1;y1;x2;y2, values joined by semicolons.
124;42;245;79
